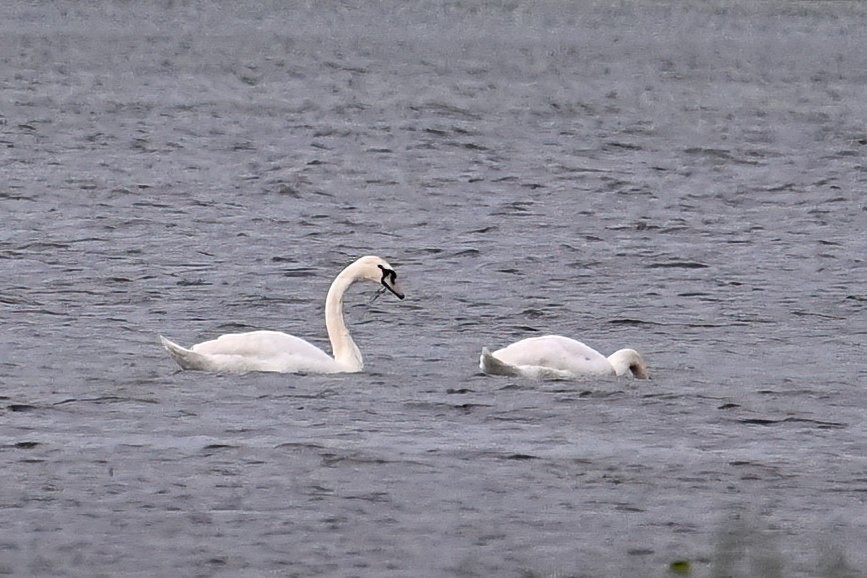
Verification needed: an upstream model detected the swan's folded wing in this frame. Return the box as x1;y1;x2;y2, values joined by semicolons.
192;330;334;363
494;335;613;375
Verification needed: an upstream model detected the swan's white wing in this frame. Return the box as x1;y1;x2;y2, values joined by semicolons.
190;330;342;373
191;330;324;358
492;335;614;376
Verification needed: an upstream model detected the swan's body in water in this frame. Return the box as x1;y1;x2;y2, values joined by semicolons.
480;335;649;380
160;255;404;374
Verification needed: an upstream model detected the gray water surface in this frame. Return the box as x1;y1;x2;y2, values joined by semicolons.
1;1;866;576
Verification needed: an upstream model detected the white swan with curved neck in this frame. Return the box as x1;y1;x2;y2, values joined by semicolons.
160;255;404;373
480;335;649;380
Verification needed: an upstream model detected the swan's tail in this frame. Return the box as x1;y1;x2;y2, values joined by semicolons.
479;347;520;377
160;335;208;371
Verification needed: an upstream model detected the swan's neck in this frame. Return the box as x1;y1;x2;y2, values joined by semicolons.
325;268;363;371
607;349;649;379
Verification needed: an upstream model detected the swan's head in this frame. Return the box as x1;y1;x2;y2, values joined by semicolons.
609;348;650;379
629;355;650;379
353;255;404;300
625;350;649;379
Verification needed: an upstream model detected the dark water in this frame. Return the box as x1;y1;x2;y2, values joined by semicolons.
2;1;866;576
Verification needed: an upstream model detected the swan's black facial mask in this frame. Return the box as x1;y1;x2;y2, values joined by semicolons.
378;264;404;300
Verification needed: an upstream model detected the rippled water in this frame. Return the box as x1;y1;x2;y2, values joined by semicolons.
2;1;866;576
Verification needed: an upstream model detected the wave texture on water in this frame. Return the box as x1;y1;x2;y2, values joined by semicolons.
1;1;865;576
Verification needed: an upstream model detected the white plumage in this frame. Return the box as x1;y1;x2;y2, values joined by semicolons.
160;255;404;374
480;335;648;380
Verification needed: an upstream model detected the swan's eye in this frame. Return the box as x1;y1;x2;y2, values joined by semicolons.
378;264;396;284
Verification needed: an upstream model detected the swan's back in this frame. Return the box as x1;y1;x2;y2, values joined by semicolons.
172;331;342;373
492;335;614;376
191;331;321;357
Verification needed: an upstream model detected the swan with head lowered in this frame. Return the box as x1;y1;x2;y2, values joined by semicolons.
160;255;404;373
480;335;649;380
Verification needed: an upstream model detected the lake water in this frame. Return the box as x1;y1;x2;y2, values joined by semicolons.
1;1;865;576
